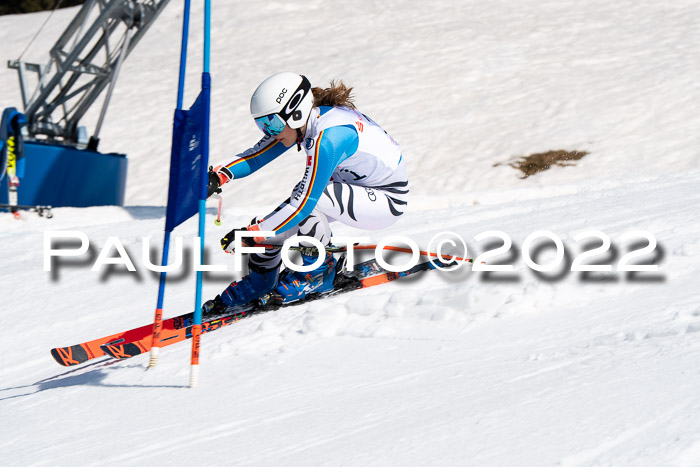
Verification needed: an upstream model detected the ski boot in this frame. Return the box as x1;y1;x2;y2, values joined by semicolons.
202;266;279;314
202;294;227;315
275;251;337;303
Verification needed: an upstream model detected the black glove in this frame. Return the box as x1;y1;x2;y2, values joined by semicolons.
207;167;222;198
220;226;254;253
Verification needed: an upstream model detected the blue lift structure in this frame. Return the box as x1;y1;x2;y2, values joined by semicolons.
1;0;170;212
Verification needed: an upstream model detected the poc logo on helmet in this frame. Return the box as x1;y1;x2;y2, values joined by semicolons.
276;88;288;104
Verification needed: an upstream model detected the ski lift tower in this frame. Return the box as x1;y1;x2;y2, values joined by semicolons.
1;0;170;209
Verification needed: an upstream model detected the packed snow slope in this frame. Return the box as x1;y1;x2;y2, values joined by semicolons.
2;1;700;466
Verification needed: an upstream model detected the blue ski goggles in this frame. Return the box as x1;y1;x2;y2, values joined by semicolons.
254;113;286;137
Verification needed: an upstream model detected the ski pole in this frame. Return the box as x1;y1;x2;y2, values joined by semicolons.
212;194;222;226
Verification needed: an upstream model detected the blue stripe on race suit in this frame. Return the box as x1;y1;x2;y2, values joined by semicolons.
259;124;359;235
224;137;286;179
329;124;359;166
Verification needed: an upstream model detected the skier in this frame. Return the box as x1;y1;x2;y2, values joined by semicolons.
203;72;408;313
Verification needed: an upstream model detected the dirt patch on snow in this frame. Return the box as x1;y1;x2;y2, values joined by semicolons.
496;149;589;178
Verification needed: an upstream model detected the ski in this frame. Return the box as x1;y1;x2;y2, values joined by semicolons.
0;203;53;218
50;258;443;366
51;317;163;366
100;259;444;361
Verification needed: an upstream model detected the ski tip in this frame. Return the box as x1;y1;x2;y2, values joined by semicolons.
50;345;89;367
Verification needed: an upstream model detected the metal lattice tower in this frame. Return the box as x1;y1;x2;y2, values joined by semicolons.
8;0;170;148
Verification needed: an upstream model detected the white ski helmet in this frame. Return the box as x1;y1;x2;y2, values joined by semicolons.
250;72;313;135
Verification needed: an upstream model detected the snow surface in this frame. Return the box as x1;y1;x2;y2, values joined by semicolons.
1;1;700;465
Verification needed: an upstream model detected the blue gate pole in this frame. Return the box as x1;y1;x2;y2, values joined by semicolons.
149;0;191;369
176;0;191;111
190;0;211;387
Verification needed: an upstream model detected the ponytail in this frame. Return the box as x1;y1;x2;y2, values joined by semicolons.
311;79;356;109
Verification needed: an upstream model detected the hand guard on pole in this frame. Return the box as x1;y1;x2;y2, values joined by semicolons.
220;218;262;253
207;167;222;198
221;226;252;253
